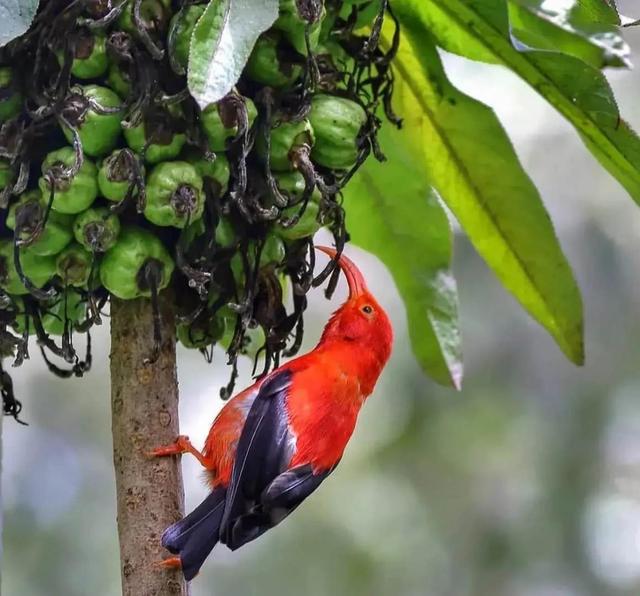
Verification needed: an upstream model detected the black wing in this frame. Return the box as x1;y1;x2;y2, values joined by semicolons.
261;463;336;519
219;369;295;548
224;464;337;551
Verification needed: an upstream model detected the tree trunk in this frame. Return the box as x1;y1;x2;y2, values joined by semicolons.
110;293;189;596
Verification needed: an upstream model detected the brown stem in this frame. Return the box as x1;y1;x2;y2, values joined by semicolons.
110;292;189;596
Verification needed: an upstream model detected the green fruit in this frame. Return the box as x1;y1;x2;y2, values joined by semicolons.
186;151;230;198
0;240;56;295
41;290;86;335
258;233;287;267
277;200;321;240
73;207;121;253
38;147;99;214
6;190;74;256
168;4;206;71
308;94;366;170
100;226;174;299
55;243;93;287
107;63;131;98
0;67;22;122
215;217;236;248
274;0;325;55
246;33;303;88
230;234;286;285
181;215;235;251
218;310;266;358
177;315;226;349
57;31;108;79
315;41;354;87
271;172;322;240
117;0;172;37
200;95;258;152
0;159;12;191
144;161;204;228
257;118;314;171
61;85;123;157
124;106;186;164
269;170;318;204
98;148;144;202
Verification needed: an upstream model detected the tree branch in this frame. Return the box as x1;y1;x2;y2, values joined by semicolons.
110;292;189;596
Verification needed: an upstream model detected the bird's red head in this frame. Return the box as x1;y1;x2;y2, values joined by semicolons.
316;246;393;369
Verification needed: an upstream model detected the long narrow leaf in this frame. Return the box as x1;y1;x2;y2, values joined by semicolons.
345;126;463;388
387;21;584;363
394;0;640;203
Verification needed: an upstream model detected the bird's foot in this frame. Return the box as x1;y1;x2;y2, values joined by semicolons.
147;435;192;458
147;435;213;470
154;556;182;571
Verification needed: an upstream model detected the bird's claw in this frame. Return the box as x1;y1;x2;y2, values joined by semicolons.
146;435;191;459
154;556;182;571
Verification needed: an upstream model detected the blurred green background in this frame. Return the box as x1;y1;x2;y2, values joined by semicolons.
4;11;640;596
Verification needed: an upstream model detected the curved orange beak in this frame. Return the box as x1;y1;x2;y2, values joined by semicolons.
316;246;368;298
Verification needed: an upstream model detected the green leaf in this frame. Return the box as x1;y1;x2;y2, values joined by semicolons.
508;0;630;68
187;0;278;109
387;17;584;364
394;0;640;204
573;0;620;25
0;0;39;47
345;127;463;389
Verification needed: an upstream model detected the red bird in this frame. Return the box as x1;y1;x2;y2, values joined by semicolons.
151;246;393;580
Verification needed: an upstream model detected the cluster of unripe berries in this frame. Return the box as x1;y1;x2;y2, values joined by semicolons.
0;0;384;367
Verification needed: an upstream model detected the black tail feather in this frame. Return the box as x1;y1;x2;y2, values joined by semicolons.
161;487;226;581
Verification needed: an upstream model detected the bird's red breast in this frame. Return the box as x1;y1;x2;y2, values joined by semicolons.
202;334;390;485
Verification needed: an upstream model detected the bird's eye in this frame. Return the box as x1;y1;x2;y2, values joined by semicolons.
362;305;374;315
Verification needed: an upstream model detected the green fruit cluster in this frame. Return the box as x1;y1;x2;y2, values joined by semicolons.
0;0;390;380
